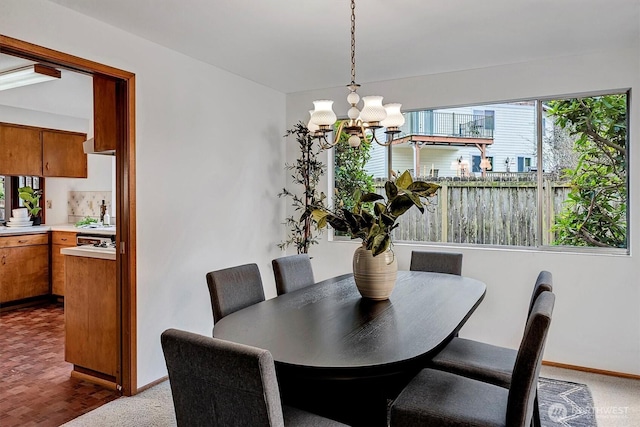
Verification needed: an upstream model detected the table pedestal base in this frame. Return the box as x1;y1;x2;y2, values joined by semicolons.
278;370;419;427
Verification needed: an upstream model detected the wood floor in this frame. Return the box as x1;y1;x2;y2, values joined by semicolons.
0;302;120;427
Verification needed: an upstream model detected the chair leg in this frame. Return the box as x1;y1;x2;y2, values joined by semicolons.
531;390;541;427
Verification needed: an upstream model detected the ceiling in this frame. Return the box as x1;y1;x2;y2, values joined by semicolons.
46;0;639;94
1;0;638;120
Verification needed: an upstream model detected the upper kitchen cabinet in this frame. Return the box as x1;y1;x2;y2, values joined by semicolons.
42;130;87;177
0;122;87;177
0;123;43;176
92;74;117;153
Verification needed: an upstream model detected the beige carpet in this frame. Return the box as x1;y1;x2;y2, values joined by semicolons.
60;381;175;427
61;366;639;427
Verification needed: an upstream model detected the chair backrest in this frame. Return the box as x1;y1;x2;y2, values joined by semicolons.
161;328;284;427
409;251;463;275
527;270;553;316
272;254;315;296
206;263;265;323
506;291;555;427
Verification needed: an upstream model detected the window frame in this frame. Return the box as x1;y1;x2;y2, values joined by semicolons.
328;90;630;256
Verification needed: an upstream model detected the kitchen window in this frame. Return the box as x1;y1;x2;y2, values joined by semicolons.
0;176;43;223
332;91;629;252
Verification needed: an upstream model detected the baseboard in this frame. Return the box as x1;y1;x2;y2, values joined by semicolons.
136;375;168;394
71;370;118;390
543;360;640;380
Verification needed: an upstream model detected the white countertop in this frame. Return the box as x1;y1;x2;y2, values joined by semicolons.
60;245;116;261
0;223;116;236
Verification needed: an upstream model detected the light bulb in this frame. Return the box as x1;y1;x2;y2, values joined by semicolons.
310;100;337;126
381;103;405;128
360;96;387;124
307;110;319;133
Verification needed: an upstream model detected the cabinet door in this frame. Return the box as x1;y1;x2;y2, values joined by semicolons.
0;245;49;303
93;74;117;152
65;256;117;376
51;244;67;296
42;130;87;178
51;232;76;296
0;123;43;175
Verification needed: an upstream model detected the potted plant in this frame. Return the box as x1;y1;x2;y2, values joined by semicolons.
18;186;43;225
312;170;440;300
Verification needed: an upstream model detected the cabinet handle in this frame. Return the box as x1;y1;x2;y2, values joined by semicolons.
2;255;5;265
18;240;27;243
46;162;50;170
61;238;67;241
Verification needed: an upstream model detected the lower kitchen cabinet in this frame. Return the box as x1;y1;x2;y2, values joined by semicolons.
64;255;117;379
51;231;77;296
0;234;49;304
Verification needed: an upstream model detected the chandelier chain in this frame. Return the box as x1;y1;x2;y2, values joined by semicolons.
350;0;356;86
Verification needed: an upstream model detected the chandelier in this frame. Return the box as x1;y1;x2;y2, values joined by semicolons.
307;0;405;149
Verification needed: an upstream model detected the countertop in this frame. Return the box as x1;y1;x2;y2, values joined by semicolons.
61;245;116;261
0;223;116;236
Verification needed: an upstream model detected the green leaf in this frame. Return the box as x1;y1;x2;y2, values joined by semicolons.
396;170;413;189
360;192;384;203
388;194;415;217
385;181;398;200
371;234;390;256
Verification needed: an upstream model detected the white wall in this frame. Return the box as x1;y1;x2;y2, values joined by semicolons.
287;48;640;376
1;0;287;387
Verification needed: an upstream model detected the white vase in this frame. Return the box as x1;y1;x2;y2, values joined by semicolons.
352;245;398;300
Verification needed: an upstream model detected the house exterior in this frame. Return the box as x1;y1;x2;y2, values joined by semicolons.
365;102;545;179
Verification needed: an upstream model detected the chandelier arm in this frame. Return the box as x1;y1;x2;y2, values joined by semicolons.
318;120;346;150
371;130;395;147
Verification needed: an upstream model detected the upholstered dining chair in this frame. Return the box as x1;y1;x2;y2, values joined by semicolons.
206;263;265;324
426;270;553;426
272;254;316;296
390;291;555;427
429;270;553;385
409;251;463;275
161;329;347;427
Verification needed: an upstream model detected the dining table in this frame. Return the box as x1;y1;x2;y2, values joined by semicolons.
213;270;486;426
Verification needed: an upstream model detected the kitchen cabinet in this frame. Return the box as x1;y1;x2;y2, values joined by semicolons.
0;233;50;303
43;130;87;177
0;122;87;178
50;231;77;296
64;254;117;380
93;74;118;152
0;123;43;176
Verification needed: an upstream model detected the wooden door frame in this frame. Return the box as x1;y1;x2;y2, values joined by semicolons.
0;35;138;395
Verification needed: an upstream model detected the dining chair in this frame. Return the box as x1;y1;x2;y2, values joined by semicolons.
426;270;553;426
206;263;265;324
409;250;463;275
272;254;315;296
429;270;553;386
390;291;555;427
161;328;347;427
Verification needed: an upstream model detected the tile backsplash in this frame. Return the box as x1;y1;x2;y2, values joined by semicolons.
68;191;113;224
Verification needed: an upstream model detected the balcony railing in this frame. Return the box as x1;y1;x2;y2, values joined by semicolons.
399;111;494;139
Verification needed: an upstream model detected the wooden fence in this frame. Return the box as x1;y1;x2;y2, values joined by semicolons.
377;179;571;247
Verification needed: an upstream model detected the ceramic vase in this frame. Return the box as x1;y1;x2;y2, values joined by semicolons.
352;245;398;300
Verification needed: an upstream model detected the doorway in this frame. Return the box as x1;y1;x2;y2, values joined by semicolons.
0;34;137;395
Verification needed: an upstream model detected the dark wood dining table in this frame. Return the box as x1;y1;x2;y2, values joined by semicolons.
213;270;486;426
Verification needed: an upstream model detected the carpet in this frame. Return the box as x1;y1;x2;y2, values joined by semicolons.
538;377;598;427
62;377;597;426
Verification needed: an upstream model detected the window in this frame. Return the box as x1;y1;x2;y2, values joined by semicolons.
517;157;532;172
332;93;628;252
472;156;493;173
0;176;43;223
